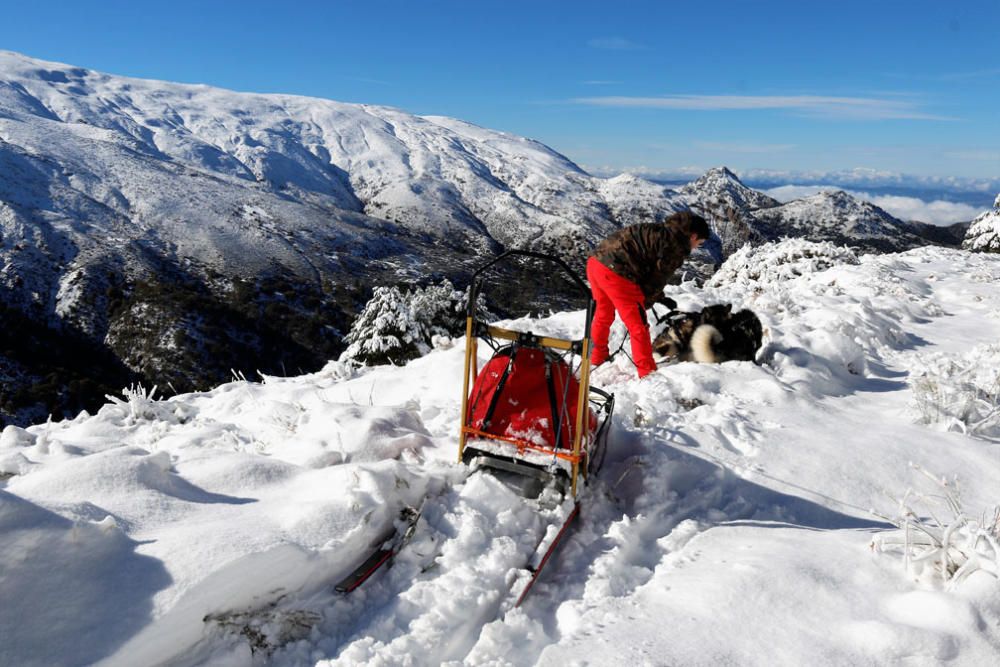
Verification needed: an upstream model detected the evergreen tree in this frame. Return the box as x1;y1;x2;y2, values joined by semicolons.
341;280;488;366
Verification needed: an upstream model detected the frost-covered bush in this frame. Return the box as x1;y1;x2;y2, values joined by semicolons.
910;343;1000;438
707;238;860;291
341;280;489;366
872;465;999;590
962;193;1000;254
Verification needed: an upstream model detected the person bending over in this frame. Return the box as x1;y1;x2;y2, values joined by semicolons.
587;211;710;378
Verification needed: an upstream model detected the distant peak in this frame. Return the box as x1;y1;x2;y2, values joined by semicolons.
818;189;851;200
703;166;742;182
608;172;645;182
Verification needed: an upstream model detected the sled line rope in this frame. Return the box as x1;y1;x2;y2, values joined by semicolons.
607;303;672;367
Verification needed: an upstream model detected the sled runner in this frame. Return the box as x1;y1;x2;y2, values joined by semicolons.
333;504;423;593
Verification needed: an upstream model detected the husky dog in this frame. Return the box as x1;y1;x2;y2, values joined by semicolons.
652;303;763;364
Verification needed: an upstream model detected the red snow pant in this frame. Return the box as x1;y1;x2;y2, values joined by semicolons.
586;257;656;378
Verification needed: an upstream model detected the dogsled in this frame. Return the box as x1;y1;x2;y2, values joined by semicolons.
458;250;615;500
336;250;614;607
457;250;615;605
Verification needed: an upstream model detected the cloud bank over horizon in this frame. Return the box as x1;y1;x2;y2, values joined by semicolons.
572;94;955;121
590;166;1000;195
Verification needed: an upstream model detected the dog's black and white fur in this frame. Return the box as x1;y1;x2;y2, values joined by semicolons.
652;303;763;364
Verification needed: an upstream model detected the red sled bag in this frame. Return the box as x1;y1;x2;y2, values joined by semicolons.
467;346;596;450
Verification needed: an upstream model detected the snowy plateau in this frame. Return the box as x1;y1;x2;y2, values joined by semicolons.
2;239;1000;666
0;50;974;428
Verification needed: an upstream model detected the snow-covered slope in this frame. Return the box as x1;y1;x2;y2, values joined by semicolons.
0;50;623;260
3;240;999;666
963;193;1000;252
0;50;670;423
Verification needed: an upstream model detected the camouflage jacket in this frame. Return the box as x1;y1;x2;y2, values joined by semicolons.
591;221;692;307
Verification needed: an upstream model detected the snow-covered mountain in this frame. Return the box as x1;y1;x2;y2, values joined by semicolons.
3;240;999;665
676;167;934;256
0;51;645;423
750;189;927;252
963;194;1000;253
0;50;965;427
679;165;782;213
593;172;687;227
0;50;627;306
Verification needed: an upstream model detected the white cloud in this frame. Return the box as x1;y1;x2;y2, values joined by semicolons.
763;185;983;224
737;168;1000;194
862;193;982;225
571;94;955;121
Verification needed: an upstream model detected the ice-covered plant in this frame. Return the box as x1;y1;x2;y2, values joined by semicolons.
104;383;175;423
104;383;156;419
871;464;1000;590
707;238;860;291
910;344;1000;438
962;193;1000;253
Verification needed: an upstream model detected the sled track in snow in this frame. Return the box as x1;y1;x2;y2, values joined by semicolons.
198;407;826;665
313;473;561;664
184;469;573;666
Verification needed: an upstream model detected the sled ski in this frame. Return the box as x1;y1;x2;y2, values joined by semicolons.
511;500;580;608
334;504;422;593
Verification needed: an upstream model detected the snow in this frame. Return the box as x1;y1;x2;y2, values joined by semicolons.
963;194;1000;253
2;241;999;664
0;49;628;295
751;190;923;248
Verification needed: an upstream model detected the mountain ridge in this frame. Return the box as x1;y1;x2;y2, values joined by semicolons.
0;50;965;425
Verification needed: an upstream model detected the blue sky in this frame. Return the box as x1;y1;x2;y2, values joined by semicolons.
2;0;998;180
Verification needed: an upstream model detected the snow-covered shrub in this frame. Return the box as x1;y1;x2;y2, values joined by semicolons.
341;280;489;366
910;343;1000;438
707;238;860;291
962;194;1000;254
872;465;1000;590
